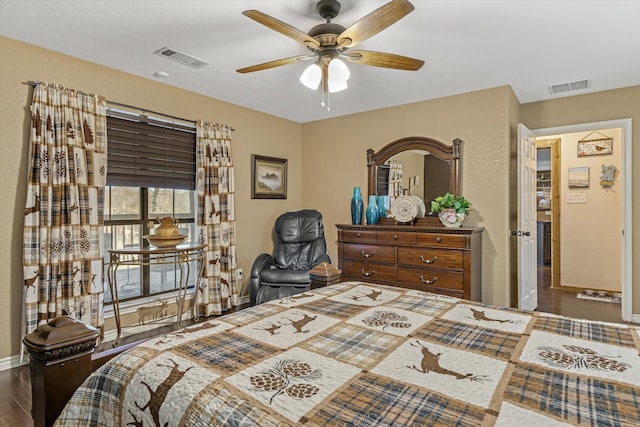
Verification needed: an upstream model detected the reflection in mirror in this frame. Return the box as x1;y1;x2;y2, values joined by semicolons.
367;137;461;219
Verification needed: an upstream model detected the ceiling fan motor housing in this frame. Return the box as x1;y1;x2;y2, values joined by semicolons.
317;0;341;20
308;22;346;49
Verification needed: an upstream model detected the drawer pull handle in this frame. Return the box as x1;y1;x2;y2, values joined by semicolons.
420;275;438;284
393;235;399;240
361;250;376;258
356;233;361;237
360;268;376;277
420;255;438;264
435;237;442;243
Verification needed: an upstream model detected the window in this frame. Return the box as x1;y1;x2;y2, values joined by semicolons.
104;109;197;303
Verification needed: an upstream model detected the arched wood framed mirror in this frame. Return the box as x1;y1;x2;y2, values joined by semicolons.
367;136;462;220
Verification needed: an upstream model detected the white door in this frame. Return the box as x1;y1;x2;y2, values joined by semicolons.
517;123;538;311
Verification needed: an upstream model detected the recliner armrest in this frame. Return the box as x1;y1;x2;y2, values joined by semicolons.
249;253;275;306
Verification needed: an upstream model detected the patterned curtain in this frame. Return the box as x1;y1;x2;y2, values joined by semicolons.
195;121;238;316
22;83;107;339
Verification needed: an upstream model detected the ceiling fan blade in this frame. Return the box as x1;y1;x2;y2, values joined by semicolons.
236;55;315;74
242;10;320;49
336;0;414;48
345;50;424;71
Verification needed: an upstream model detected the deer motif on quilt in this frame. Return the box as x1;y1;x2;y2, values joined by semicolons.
469;307;512;323
348;288;383;302
407;340;487;382
134;359;192;427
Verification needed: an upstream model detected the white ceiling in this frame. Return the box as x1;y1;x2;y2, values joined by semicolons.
2;0;639;123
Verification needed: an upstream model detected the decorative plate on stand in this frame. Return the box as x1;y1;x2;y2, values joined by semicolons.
410;196;426;217
390;196;419;223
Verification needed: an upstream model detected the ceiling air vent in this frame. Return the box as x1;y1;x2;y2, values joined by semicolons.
154;47;209;69
549;79;591;94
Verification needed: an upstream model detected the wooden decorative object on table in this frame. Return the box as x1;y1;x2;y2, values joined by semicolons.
309;262;342;289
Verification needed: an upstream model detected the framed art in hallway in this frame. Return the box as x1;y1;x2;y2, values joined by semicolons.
577;137;612;157
251;154;287;199
568;166;589;189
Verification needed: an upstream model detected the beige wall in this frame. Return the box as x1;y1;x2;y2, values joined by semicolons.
301;86;514;308
0;36;303;359
521;87;640;315
549;128;622;292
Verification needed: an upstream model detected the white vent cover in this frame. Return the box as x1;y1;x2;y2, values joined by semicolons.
154;47;209;69
549;79;591;94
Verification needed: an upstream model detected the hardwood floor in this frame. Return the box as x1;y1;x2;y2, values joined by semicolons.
0;281;633;426
536;265;624;323
0;364;30;427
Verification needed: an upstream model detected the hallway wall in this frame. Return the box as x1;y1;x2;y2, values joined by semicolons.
551;128;622;292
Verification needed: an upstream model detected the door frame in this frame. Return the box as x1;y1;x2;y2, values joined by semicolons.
530;119;632;321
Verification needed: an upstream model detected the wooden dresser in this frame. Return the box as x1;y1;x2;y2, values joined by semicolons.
336;223;483;301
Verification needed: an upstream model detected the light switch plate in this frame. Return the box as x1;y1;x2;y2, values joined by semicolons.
567;193;587;203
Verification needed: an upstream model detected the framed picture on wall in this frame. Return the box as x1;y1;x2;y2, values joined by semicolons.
577;138;612;157
568;166;589;189
251;154;288;199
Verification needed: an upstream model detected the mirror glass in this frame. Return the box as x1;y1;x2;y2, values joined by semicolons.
367;137;461;217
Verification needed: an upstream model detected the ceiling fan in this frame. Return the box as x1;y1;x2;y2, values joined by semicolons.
237;0;425;107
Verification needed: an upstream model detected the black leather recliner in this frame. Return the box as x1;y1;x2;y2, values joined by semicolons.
249;209;331;305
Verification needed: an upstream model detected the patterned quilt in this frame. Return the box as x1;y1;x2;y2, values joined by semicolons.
55;282;640;426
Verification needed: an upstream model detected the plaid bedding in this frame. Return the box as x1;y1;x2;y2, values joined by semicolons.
55;282;640;426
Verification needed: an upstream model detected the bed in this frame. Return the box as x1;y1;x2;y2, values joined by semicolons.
55;282;640;426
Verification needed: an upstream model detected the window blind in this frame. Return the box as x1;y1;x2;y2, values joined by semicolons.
106;110;196;190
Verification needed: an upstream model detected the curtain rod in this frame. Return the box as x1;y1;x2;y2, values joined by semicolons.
23;81;235;131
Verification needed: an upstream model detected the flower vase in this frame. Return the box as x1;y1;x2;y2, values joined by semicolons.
376;195;388;218
438;209;466;228
351;187;363;225
366;195;380;225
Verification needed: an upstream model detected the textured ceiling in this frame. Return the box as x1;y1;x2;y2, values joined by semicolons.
1;0;639;123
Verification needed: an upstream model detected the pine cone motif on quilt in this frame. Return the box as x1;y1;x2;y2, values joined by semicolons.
286;383;319;398
362;311;411;331
282;362;313;377
250;373;286;391
538;345;629;372
250;359;322;405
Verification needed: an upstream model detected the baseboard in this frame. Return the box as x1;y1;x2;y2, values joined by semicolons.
0;354;28;372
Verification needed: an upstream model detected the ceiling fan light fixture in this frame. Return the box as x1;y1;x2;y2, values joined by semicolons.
328;58;349;93
300;63;322;90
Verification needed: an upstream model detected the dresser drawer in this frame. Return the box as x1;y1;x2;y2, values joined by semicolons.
397;266;464;290
376;231;416;245
342;243;396;263
397;247;464;269
342;261;396;283
339;230;377;243
416;233;467;249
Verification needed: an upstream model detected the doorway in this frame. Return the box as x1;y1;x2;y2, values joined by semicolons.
530;119;632;322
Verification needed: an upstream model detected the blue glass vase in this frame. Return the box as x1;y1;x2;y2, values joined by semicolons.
351;187;363;225
366;195;380;225
377;195;388;218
